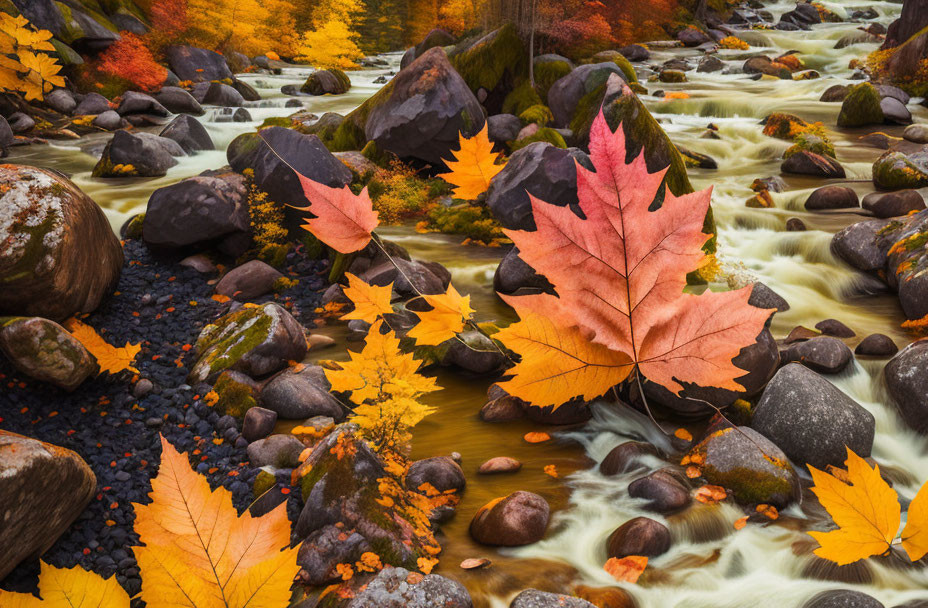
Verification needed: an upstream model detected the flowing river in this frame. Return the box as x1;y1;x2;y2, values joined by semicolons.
9;1;928;605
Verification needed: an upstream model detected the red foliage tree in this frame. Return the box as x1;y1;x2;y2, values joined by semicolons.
95;33;168;92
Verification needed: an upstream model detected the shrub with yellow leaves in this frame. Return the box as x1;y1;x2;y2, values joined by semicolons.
0;13;65;101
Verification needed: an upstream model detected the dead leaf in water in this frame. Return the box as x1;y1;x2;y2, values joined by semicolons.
604;555;647;583
524;432;551;444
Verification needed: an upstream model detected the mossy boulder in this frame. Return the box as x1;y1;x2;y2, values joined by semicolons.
52;1;119;51
213;370;259;417
0;316;97;390
590;50;638;83
548;62;629;128
0;165;123;322
688;425;800;508
502;81;543;117
837;83;884;128
301;69;351;96
533;54;574;102
448;23;527;114
518;104;553;126
510;127;566;152
92;130;184;178
189;302;308;384
879;208;928;320
761;113;810;141
659;69;687;83
784;132;835;160
873;149;928;190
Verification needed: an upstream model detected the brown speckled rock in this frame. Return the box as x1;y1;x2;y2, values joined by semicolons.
0;316;97;391
470;491;549;546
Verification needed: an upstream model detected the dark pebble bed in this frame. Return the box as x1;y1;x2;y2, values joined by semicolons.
0;239;327;597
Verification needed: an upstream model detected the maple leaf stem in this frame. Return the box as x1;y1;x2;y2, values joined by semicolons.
632;371;672;437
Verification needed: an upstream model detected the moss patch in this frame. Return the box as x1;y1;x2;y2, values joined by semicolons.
518;104;553;127
837;83;884;128
510;127;566;151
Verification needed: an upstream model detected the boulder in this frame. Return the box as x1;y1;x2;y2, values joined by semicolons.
165;45;232;82
873;149;928;190
143;171;250;253
831;218;893;272
297;524;371;586
600;441;659;476
881;209;928;319
803;590;885;608
883;0;928;48
447;24;527;114
805;186;859;210
414;28;456;59
881;97;912;125
189;302;308;383
0;116;12;154
750;282;790;313
855;334;898;357
885;340;928;434
0;431;96;580
44;88;76;114
861;190;926;218
159;114;214;154
407;456;466;493
607;517;671;558
246;434;305;468
215;260;283;300
116;91;169;117
820;85;849;102
837;83;884;127
752;364;875;468
154;86;204;115
487;113;522;143
360;258;446;298
302;69;351;95
628;469;692;513
0;165;123;321
697;55;725;73
510;590;595;608
74;92;111;115
780;336;854;374
360;47;485;166
480;385;527;422
815;319;855;338
493;246;554;296
548;62;627;128
93;130;183;178
346;567;473;608
470;491;549;546
442;329;507;374
202;82;245;107
232;79;261;102
678;27;711;47
904;123;928;144
92;110;123;130
690;425;799;507
781;151;845;178
0;316;97;390
8;112;35;133
242;406;277;442
260;365;344;421
478;457;522;474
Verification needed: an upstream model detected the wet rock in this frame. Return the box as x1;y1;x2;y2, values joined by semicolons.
0;317;97;391
8;112;35;133
442;329;507;375
659;69;687;83
743;56;791;78
260;365;344;421
781;151;845;178
548;62;628;127
607;517;671;558
872;149;928;190
214;107;252;123
803;590;885;608
488;113;522;143
93;130;183;178
780;336;854;374
190;302;308;383
831;218;893;272
881;97;912;125
0;431;96;580
361;258;445;297
143;171;250;253
242;406;277;442
0;165;123;321
522;401;592;425
510;590;595;608
362;47;485;167
750;282;790;313
861;190;926;218
838;83;884;127
215;260;283;300
494;246;555;295
691;425;799;507
753;363;875;468
346;567;473;608
478;457;522;474
92;110;123;130
855;334;898;357
904;124;928;144
786;326;820;343
407;456;466;493
885;340;928;434
470;491;550;546
333;151;377;179
154;86;204;116
805;186;859;211
628;469;692;513
165;45;232;82
232;79;261;102
486;143;590;230
600;441;659;476
820;85;849;102
882;209;928;319
160;114;214;154
786;218;807;231
297;524;371;586
815;319;855;338
480;385;527;422
619;45;650;62
697;55;725;73
302;69;351;95
117;91;169;117
202;82;245;107
246;433;305;468
678;27;710;47
44;88;76;114
74;92;111;115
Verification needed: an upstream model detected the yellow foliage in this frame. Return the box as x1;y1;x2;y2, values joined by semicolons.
407;282;475;346
296;20;364;70
903;481;928;561
64;318;141;375
0;561;130;607
0;14;64;101
341;272;394;323
438;125;506;200
133;435;299;608
718;36;749;50
438;0;487;35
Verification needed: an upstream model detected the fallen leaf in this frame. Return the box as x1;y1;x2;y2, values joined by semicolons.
675;428;693;441
543;464;558;478
0;561;130;607
65;318;140;375
694;485;728;504
604;555;647;583
756;504;779;520
734;516;749;530
808;448;900;566
524;432;551;444
211;294;231;303
407;282;475;346
340;273;394;324
685;466;701;479
901;479;928;561
437;124;506;200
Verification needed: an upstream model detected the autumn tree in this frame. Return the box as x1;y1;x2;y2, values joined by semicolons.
358;0;409;54
296;0;366;69
439;0;486;35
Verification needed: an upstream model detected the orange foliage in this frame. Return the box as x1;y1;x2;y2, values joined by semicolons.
95;33;168;92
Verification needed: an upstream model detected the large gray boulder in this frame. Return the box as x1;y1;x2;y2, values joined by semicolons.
780;336;854;374
509;590;595;608
160;114;214;154
154;86;204;116
116;91;169;117
346;567;473;608
752;364;875;469
202;82;245;107
260;365;344;421
885;340;928;434
92;130;183;178
547;62;627;128
165;45;232;82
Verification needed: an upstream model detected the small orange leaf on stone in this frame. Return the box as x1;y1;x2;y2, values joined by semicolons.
685;466;701;479
756;504;779;520
604;555;648;583
674;428;693;441
694;485;728;504
524;432;551;443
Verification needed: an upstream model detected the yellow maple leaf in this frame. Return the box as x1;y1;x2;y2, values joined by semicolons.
133;435;299;608
902;480;928;561
16;49;64;100
437;124;506;200
808;448;901;566
407;283;475;347
64;318;141;375
0;561;130;607
340;273;394;324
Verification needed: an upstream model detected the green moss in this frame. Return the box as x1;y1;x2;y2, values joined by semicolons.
213;371;258;418
123;213;145;240
873;152;928;190
253;470;277;498
426;202;506;244
361;139;394;167
659;69;687;83
502;81;543;116
0;206;59;284
534;60;572;102
259;116;293;130
837;82;884;128
518;104;553;127
785;132;835;159
329;119;367;152
610;54;638;84
510;127;566;151
194;307;275;380
449;23;527;100
703;462;795;505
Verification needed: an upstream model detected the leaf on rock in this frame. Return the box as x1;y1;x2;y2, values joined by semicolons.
437;124;506;200
604;555;647;583
340;273;394;323
497;112;774;407
65;318;140;375
902;480;928;561
133;435;299;608
0;561;130;607
407;283;475;347
694;485;728;504
808;448;901;566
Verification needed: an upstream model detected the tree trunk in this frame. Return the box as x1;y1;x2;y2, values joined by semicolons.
528;0;536;86
883;0;928;49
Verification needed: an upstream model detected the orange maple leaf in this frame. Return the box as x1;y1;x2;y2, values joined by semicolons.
437;124;506;200
64;318;140;375
604;555;647;583
496;112;774;407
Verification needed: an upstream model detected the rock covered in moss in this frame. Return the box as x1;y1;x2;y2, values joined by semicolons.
470;491;549;546
0;316;97;391
189;302;307;384
302;68;351;95
590;50;638;83
689;425;799;507
837;83;884;127
885;340;928;434
752;363;874;469
873;148;928;190
548;62;629;128
0;430;96;581
0;165;123;321
534;54;574;101
92;129;184;178
511;127;567;152
448;23;527;113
